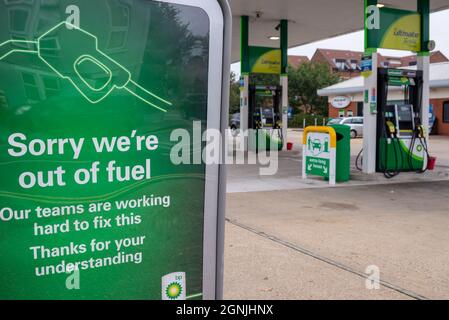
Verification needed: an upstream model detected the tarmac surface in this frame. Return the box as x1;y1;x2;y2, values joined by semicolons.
223;131;449;300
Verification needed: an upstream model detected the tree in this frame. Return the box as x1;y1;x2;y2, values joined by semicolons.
288;62;340;116
250;73;279;86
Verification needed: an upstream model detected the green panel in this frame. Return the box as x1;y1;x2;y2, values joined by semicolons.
306;157;330;178
248;46;282;75
0;1;211;300
418;0;430;53
280;20;288;74
365;2;426;53
364;0;378;51
329;125;350;183
378;139;424;171
240;16;250;74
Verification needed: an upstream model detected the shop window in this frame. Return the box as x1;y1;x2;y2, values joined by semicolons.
107;2;130;51
10;34;29;49
350;60;360;70
108;31;127;49
111;5;129;27
0;90;7;109
335;59;347;71
37;16;57;33
8;8;29;33
22;73;40;101
39;36;61;57
443;102;449;123
22;73;62;102
42;76;60;98
357;102;364;116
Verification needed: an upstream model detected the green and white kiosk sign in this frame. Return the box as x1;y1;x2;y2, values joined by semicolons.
0;0;230;300
302;127;337;186
365;0;430;54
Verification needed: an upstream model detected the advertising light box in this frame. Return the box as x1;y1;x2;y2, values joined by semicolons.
0;0;230;300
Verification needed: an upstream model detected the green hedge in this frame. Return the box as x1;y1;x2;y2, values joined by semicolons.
289;114;328;128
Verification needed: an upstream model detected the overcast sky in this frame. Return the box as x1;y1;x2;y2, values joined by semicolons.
231;9;449;77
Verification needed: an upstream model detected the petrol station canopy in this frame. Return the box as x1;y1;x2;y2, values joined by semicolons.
229;0;449;63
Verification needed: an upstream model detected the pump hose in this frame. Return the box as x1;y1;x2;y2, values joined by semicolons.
390;137;401;178
383;134;401;179
279;127;284;149
417;134;430;174
380;75;400;179
408;130;417;171
273;121;284;150
409;128;430;174
356;148;363;172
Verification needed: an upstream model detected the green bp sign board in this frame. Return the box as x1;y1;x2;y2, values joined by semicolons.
248;46;282;75
0;0;230;300
365;6;422;52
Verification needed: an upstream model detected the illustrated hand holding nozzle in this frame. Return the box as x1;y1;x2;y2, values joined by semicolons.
0;22;171;112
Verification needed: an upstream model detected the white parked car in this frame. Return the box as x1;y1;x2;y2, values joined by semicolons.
328;117;364;139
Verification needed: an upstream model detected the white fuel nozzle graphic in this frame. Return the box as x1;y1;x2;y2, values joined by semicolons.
0;21;171;113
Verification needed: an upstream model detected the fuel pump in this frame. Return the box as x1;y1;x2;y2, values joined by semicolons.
248;85;284;152
376;68;430;178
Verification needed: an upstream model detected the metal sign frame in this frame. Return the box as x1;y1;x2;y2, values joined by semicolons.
302;126;337;186
0;0;231;300
157;0;231;301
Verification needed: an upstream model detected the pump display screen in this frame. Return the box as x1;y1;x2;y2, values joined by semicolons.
253;87;280;128
396;104;415;133
397;105;413;122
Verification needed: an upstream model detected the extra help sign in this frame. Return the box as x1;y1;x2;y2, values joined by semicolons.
302;127;337;186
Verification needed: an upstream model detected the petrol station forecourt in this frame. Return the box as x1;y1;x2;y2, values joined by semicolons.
224;0;449;300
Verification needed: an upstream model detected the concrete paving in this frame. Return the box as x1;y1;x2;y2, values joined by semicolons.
223;223;410;300
224;131;449;300
224;181;449;300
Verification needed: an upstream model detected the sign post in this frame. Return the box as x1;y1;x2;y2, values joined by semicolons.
0;0;230;300
302;127;337;186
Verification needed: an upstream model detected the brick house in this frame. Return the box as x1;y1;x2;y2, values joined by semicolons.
288;55;310;69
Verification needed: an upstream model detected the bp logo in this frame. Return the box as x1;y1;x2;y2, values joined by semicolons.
162;272;186;300
417;145;423;152
165;282;183;300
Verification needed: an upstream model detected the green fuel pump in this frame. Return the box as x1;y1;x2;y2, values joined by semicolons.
248;85;284;152
376;68;430;178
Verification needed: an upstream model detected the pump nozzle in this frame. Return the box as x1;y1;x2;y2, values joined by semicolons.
386;120;396;137
416;125;426;138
